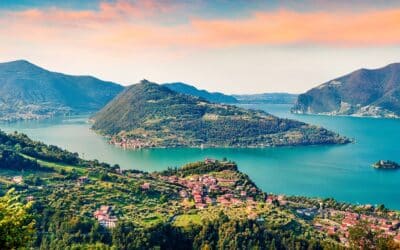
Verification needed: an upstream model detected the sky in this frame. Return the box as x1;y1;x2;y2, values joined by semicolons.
1;0;400;94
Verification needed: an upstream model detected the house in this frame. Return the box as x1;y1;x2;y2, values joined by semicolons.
193;194;202;203
98;216;118;228
231;198;243;205
179;190;188;198
26;196;34;202
296;207;319;217
219;198;231;206
342;218;357;228
141;182;151;190
327;226;337;235
204;158;216;164
205;196;215;205
224;193;233;199
266;197;274;204
12;176;23;184
379;224;392;232
94;205;117;228
168;176;178;183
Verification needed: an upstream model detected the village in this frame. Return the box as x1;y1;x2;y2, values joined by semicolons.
312;209;400;246
7;158;400;246
156;159;260;211
109;136;155;149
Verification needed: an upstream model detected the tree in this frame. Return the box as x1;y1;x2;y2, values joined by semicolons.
0;189;35;249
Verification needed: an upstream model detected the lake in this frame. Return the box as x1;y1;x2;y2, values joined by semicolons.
1;104;399;209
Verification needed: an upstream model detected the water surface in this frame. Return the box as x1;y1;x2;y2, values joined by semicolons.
1;105;399;209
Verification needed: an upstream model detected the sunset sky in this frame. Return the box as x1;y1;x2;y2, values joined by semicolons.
1;0;400;94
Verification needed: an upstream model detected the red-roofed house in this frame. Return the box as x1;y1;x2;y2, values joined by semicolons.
141;183;151;190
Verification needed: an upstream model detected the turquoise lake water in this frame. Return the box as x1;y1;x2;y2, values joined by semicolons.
1;104;399;209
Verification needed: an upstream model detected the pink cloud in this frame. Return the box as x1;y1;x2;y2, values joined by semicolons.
1;0;400;54
189;9;400;47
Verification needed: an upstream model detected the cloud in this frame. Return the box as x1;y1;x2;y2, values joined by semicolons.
190;9;400;47
1;0;400;55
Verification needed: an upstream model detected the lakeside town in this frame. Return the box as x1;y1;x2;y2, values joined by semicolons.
7;157;400;248
90;158;400;247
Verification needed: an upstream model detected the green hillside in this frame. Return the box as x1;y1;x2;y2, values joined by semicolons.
292;63;400;118
92;80;349;148
0;60;124;121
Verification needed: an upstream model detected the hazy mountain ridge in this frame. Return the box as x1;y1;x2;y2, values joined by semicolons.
92;80;349;148
163;82;238;103
234;93;298;104
292;63;400;118
164;82;297;104
0;60;124;121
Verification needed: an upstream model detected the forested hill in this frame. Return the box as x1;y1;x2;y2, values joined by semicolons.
92;80;350;148
292;63;400;118
0;60;124;121
163;82;238;103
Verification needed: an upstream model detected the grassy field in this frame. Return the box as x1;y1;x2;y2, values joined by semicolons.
20;154;86;174
173;214;202;227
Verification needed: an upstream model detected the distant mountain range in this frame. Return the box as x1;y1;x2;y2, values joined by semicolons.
233;93;298;104
164;82;297;104
92;80;349;148
292;63;400;118
0;60;123;121
163;82;238;103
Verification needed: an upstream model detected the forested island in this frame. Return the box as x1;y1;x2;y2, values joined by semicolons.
373;160;400;170
92;80;350;149
0;130;399;249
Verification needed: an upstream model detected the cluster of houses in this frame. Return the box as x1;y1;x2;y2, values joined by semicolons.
159;172;258;210
93;205;118;228
296;206;321;218
109;137;154;149
313;210;400;245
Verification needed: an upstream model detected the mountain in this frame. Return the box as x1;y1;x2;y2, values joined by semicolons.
92;80;349;148
163;82;238;103
0;60;124;121
164;82;297;105
234;93;298;104
292;63;400;118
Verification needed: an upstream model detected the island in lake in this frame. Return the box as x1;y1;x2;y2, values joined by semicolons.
373;160;400;170
92;80;350;149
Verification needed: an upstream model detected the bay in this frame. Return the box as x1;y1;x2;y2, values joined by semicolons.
1;104;399;209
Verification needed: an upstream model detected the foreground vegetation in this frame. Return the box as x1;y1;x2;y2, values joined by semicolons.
0;130;398;249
